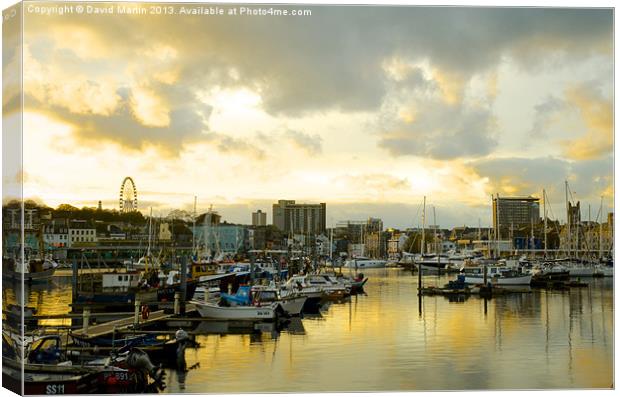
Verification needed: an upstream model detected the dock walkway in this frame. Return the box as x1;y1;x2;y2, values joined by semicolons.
72;303;196;338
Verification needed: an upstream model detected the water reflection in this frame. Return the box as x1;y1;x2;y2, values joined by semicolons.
2;270;613;392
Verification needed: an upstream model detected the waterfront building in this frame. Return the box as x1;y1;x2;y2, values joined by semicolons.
272;200;326;235
365;231;390;258
43;219;69;248
493;196;540;232
252;210;267;226
68;219;97;247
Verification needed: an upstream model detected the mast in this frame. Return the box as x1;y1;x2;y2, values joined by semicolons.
543;189;548;258
495;194;501;258
433;206;437;254
421;196;426;255
530;216;534;252
565;180;570;258
599;196;604;260
147;207;153;257
192;196;197;257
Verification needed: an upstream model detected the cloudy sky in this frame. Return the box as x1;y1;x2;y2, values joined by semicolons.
3;2;614;228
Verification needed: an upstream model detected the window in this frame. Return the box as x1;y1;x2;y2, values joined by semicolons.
118;276;123;281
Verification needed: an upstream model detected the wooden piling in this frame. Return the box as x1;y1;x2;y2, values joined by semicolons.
174;292;180;315
134;299;141;326
83;308;90;333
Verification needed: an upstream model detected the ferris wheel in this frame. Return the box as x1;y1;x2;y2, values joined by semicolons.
119;177;138;213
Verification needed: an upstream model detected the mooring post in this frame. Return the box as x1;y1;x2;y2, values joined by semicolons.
134;299;141;326
174;292;180;315
418;262;422;295
71;258;78;304
83;308;90;334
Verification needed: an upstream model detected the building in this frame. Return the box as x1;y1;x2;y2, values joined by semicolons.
493;196;540;232
272;200;326;235
193;224;248;254
68;219;97;247
248;227;267;250
252;210;267;226
159;222;172;241
365;231;390;259
567;201;581;227
43;219;69;248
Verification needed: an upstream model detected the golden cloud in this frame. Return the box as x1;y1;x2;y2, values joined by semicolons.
129;85;171;128
561;85;612;160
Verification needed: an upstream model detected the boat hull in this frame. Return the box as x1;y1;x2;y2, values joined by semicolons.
2;268;55;283
568;267;596;277
344;260;386;269
193;301;278;320
279;296;307;316
464;274;532;286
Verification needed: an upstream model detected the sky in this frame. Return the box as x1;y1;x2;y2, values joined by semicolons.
2;2;614;229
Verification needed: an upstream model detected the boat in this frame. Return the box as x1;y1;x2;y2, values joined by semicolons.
347;273;368;294
302;274;351;300
280;276;325;313
191;300;283;321
343;257;387;269
220;285;307;316
460;266;532;285
2;334;166;394
594;264;614;277
2;257;58;283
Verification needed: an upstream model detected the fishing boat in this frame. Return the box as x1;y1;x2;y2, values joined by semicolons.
2;257;58;283
191;300;283;321
460;266;532;285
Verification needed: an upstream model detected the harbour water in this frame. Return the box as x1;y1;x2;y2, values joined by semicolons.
3;268;613;391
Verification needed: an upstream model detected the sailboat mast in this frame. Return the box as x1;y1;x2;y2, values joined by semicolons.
147;207;153;256
495;194;501;258
565;180;571;258
192;196;197;256
543;189;547;257
599;196;604;260
433;207;437;254
421;197;426;256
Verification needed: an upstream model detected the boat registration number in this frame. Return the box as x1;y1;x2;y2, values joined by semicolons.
45;384;65;394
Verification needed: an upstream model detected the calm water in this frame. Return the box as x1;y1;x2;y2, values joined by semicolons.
3;268;614;391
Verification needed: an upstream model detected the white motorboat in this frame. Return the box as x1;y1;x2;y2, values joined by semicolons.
344;257;387;269
460;266;532;285
191;300;282;321
251;286;307;316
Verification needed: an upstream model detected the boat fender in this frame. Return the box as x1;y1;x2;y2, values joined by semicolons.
141;305;150;320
